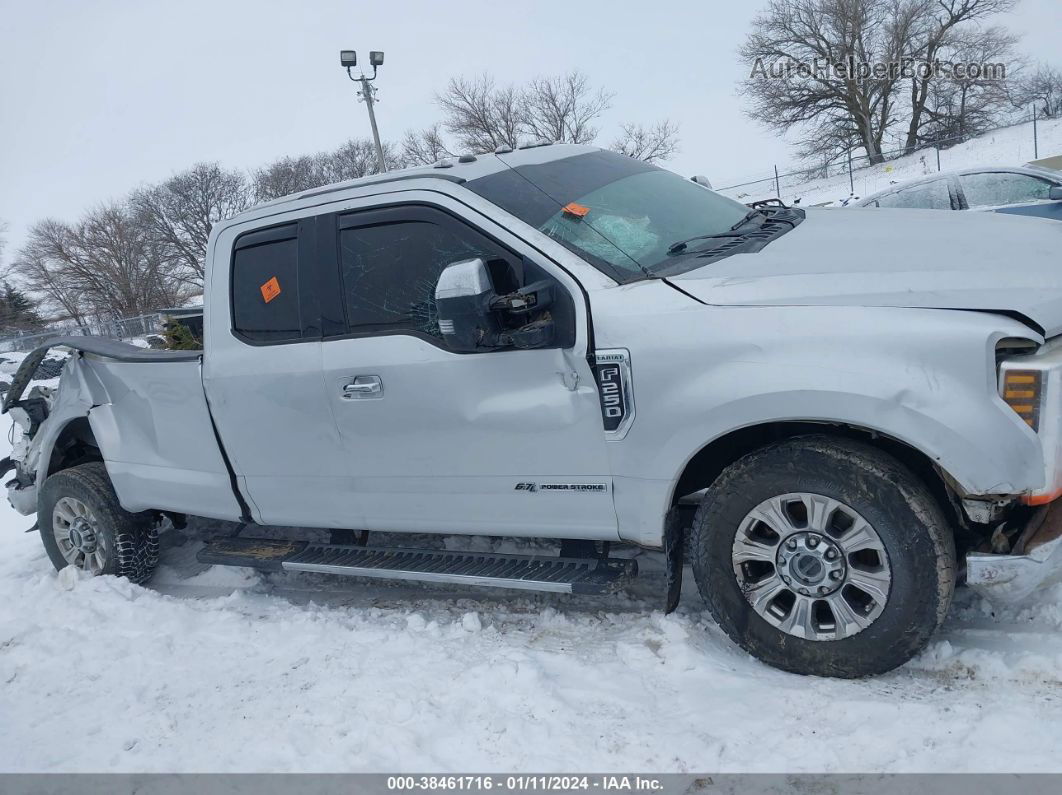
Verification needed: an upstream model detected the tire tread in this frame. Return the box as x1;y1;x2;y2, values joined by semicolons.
690;434;955;677
39;462;158;584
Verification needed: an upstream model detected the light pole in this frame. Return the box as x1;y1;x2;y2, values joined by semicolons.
340;49;387;173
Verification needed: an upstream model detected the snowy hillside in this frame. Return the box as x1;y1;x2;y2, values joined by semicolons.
718;116;1062;207
3;355;1062;773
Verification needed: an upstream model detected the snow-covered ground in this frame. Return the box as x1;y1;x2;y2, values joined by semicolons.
718;115;1062;207
3;361;1062;774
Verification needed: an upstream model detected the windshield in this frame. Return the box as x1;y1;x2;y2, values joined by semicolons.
466;151;751;282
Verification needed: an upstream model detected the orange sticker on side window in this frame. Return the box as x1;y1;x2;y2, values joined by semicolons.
562;202;590;218
260;276;282;304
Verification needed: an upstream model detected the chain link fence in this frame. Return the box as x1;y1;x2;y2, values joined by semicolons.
715;110;1053;204
0;312;169;354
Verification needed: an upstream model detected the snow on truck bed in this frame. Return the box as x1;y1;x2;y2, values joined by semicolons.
1;359;1062;773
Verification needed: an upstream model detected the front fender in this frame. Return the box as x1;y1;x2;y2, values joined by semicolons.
591;292;1043;545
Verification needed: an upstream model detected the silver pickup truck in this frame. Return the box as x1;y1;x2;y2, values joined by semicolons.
5;144;1062;677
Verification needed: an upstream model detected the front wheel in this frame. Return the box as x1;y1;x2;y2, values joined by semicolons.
38;462;159;584
691;435;955;677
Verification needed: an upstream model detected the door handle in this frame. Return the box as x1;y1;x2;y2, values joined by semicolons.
341;375;383;399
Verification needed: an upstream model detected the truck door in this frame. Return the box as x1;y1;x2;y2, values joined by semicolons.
317;197;618;539
203;218;355;528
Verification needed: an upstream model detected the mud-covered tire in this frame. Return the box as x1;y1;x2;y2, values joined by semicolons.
38;462;159;584
691;435;955;678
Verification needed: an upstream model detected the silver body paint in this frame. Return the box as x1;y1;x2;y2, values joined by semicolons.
8;145;1062;558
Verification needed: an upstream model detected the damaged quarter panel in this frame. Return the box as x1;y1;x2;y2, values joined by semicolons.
587;280;1044;546
53;355;240;520
9;357;101;515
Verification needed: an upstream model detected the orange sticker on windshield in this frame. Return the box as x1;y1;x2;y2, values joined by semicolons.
562;202;590;218
260;276;281;304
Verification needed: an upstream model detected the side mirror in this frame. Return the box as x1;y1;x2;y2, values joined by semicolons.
690;175;713;189
1050;186;1062;201
435;258;501;353
435;258;555;352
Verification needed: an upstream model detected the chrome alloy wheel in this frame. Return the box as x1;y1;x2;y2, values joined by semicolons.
52;496;107;574
731;492;891;641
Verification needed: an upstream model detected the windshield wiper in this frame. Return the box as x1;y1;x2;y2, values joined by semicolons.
729;208;766;230
666;230;743;255
665;210;768;255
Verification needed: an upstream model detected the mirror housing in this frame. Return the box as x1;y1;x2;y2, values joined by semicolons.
435;258;502;352
1050;185;1062;201
435;258;555;352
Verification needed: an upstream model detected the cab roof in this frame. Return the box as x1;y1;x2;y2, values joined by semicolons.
229;142;599;224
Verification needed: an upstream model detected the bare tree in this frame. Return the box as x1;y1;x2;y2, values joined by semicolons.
15;220;94;324
522;72;613;144
1015;62;1062;118
610;121;680;163
919;25;1019;147
252;138;400;202
400;124;454;166
435;70;678;162
740;0;918;165
320;138;402;181
14;205;182;324
901;0;1018;153
437;74;524;152
132;162;250;289
741;0;1021;163
250;155;324;203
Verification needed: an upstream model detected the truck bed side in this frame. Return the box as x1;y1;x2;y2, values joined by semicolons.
4;337;243;521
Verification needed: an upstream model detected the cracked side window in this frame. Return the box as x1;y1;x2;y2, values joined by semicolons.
339;220;498;341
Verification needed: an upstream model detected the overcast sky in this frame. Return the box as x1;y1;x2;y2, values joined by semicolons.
1;0;1059;255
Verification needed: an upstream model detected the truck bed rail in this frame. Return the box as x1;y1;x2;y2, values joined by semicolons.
1;336;201;413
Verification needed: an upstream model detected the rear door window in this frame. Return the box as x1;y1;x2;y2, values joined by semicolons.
231;224;302;342
875;179;953;210
959;172;1055;208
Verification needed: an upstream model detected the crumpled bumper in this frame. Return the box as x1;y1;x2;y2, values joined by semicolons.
966;501;1062;604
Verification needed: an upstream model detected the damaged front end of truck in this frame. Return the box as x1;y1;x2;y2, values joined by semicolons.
965;500;1062;603
960;336;1062;604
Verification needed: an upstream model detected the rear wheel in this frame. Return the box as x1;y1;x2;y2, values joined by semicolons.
39;462;159;584
691;435;955;677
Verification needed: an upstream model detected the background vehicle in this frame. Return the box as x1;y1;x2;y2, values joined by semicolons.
855;164;1062;220
5;145;1062;678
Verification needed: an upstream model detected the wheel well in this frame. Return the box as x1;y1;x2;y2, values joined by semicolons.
45;417;103;480
670;422;958;523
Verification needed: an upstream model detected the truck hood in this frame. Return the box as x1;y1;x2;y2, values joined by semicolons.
670;207;1062;336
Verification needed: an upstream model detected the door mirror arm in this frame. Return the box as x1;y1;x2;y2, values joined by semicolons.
501;316;555;349
490;280;554;315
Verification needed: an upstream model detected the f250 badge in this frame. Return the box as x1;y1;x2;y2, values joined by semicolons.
515;483;608;493
595;349;634;439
